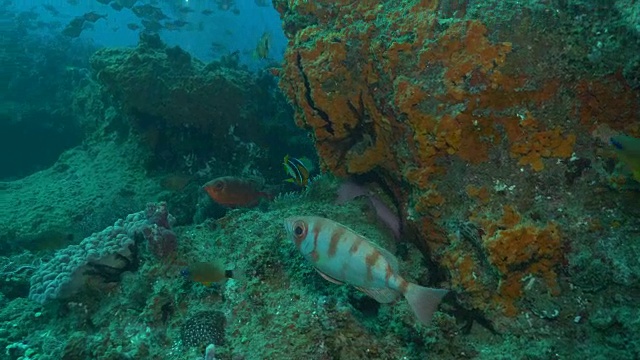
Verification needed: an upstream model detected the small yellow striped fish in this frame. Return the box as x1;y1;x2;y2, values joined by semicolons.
611;134;640;181
284;216;448;326
283;155;312;188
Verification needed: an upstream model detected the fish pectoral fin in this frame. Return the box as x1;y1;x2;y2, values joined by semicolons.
315;268;344;285
355;286;401;304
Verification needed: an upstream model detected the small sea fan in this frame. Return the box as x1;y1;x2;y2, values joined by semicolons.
180;311;226;349
335;180;368;205
336;180;401;240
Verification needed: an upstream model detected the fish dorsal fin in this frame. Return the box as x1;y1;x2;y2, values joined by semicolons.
315;268;344;285
355;286;401;304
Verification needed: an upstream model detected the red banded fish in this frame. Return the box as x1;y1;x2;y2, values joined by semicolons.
284;216;448;326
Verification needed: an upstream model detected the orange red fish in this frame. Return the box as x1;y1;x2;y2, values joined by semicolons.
284;216;448;326
203;176;271;208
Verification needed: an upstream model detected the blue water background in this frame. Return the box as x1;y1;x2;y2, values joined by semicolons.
6;0;286;70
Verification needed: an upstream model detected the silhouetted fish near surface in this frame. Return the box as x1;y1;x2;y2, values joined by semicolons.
118;0;136;8
62;17;85;37
210;41;227;54
164;19;188;31
141;19;162;32
82;11;107;23
110;1;123;11
42;4;60;16
133;4;168;21
126;23;140;31
284;216;448;326
216;0;235;11
202;9;214;15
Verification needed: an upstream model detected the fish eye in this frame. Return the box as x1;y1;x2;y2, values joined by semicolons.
292;220;306;238
214;181;224;190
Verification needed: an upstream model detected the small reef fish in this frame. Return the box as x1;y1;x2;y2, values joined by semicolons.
112;0;136;9
42;4;60;16
216;0;235;11
178;6;195;14
82;11;107;23
610;134;640;181
254;32;271;60
163;20;189;31
62;17;86;37
210;41;228;55
283;155;313;188
181;261;235;286
284;216;448;326
132;4;168;21
203;176;271;208
110;2;123;11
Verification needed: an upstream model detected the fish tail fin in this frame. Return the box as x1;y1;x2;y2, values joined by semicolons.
403;283;448;326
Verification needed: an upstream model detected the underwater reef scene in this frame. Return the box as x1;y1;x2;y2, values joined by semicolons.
1;0;640;359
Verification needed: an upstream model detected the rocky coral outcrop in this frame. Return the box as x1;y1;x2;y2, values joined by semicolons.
275;0;640;354
0;137;162;253
90;32;307;180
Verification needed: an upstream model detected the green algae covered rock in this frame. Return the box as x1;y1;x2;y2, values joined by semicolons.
90;32;258;133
